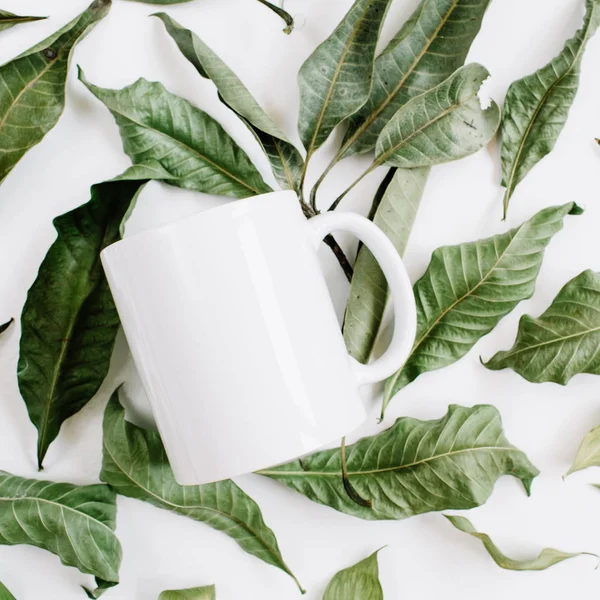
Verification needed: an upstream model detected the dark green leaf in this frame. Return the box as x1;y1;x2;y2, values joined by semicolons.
343;167;429;363
0;581;16;600
0;471;121;597
373;64;500;169
444;515;596;570
79;69;272;198
18;164;173;468
323;550;383;600
0;0;110;185
0;11;45;33
159;586;216;600
256;0;294;34
0;318;12;335
500;0;600;217
484;269;600;385
154;12;304;192
102;392;303;592
259;404;538;521
298;0;392;159
340;0;493;159
383;202;580;417
566;422;600;476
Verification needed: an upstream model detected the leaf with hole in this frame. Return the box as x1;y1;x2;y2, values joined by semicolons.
159;586;216;600
500;0;600;217
374;63;500;169
0;10;45;33
18;164;173;468
297;0;392;160
323;550;383;600
101;392;303;592
0;471;121;598
484;270;600;385
343;167;429;363
444;515;597;570
383;202;580;418
154;12;304;193
340;0;493;159
0;0;110;185
79;69;271;199
259;404;538;520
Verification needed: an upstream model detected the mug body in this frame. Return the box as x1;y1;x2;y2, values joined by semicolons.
102;190;366;484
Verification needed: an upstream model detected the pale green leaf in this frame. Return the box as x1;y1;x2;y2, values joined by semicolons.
298;0;392;157
500;0;600;217
340;0;493;159
154;12;304;192
484;270;600;385
0;471;121;597
79;70;271;198
343;167;429;363
323;550;383;600
373;64;500;169
0;11;45;33
259;404;539;521
102;392;303;592
0;0;110;185
18;164;173;468
159;586;216;600
383;202;580;417
445;515;596;570
567;423;600;476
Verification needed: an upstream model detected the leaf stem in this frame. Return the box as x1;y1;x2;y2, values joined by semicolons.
328;162;377;212
323;235;353;282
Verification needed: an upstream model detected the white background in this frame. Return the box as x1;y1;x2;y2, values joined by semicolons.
1;0;600;598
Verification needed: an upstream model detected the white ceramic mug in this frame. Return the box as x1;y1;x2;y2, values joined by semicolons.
102;190;416;485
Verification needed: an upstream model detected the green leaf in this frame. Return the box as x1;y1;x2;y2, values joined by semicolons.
343;167;429;363
298;0;392;158
0;0;110;185
101;392;303;592
0;318;12;335
373;64;500;169
154;12;304;193
0;11;45;33
79;69;272;199
0;581;16;600
484;269;600;385
0;471;121;597
159;586;216;600
500;0;600;217
383;202;580;417
566;422;600;476
259;404;539;521
340;0;493;159
256;0;294;34
18;164;173;469
444;515;596;570
323;550;383;600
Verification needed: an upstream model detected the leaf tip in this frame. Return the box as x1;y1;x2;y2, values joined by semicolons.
569;203;584;216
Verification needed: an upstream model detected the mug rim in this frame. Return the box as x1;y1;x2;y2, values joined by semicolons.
102;188;299;258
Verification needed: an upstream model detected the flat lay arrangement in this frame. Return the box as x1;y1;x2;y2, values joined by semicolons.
1;0;600;598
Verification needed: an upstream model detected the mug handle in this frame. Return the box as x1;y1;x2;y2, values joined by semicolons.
305;211;417;386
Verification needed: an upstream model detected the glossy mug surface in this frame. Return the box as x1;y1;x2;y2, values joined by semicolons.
101;190;416;485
